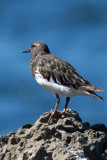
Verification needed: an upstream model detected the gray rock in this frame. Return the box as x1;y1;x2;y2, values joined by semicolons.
0;109;107;160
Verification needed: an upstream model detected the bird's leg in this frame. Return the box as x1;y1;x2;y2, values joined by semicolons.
55;97;70;115
48;97;70;122
45;96;70;123
62;97;70;113
48;94;60;123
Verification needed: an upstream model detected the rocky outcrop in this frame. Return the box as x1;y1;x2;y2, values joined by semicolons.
0;109;107;160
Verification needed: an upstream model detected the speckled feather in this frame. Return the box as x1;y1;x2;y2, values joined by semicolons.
30;54;89;89
30;54;103;94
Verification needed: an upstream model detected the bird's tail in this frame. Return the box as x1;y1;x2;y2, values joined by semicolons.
79;84;103;101
87;90;104;101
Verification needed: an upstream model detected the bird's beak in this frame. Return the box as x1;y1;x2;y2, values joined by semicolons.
22;48;31;53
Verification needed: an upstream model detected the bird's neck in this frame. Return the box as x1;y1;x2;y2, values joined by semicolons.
33;51;51;57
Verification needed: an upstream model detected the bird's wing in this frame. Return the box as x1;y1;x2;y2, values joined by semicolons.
37;54;102;91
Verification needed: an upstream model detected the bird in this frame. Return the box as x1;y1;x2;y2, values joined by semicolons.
23;41;103;122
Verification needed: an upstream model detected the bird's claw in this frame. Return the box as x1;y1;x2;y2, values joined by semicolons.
48;109;66;124
43;109;66;123
43;109;54;115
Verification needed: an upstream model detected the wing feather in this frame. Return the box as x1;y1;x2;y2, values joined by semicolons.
33;54;103;92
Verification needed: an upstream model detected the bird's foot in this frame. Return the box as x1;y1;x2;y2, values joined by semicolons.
47;109;66;124
43;109;53;115
43;109;66;123
56;109;66;115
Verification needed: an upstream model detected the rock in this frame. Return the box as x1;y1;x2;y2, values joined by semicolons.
0;109;107;160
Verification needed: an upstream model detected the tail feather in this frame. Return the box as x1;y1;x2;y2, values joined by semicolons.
88;90;103;101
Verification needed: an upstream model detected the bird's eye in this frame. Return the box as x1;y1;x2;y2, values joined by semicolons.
31;45;35;48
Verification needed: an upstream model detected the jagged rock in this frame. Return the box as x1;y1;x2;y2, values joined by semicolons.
0;109;107;160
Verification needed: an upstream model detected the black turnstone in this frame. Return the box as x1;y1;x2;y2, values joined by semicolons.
23;41;103;122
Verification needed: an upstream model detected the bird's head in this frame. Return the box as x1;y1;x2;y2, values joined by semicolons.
23;41;50;56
